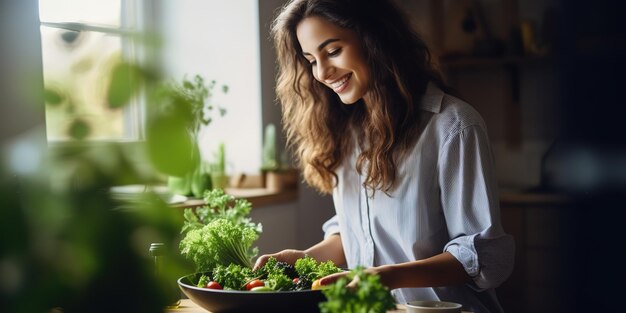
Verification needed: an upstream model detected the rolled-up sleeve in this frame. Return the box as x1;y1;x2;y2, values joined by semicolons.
322;214;340;239
438;124;515;290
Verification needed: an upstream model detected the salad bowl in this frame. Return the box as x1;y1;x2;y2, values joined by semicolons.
177;273;326;313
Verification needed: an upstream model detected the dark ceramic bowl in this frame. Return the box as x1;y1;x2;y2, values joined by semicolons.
177;273;326;313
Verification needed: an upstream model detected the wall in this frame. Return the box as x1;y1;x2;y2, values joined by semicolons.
0;0;46;145
0;0;47;173
249;202;298;255
158;0;263;175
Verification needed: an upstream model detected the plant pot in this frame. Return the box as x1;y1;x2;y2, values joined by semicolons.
265;168;298;191
211;172;230;190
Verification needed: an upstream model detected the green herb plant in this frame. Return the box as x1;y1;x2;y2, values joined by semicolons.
156;74;228;140
162;75;229;197
261;123;279;172
319;266;396;313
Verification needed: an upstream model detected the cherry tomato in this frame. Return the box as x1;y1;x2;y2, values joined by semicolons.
245;279;265;290
292;277;300;284
205;281;223;289
311;279;322;290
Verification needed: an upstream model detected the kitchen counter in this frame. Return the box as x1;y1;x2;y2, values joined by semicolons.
166;299;472;313
497;189;573;313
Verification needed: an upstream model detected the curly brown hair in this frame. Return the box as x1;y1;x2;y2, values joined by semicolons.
271;0;447;194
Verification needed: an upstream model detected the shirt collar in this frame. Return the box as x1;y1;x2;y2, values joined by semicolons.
419;82;443;113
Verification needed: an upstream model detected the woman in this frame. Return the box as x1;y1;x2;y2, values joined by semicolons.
255;0;514;312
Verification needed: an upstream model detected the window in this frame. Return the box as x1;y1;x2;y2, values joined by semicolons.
37;0;263;174
38;0;144;142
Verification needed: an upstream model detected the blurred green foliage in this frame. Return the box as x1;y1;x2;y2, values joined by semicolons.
0;145;192;312
157;75;228;194
0;60;206;312
107;63;145;109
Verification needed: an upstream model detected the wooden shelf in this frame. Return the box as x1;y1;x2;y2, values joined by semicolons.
172;187;298;209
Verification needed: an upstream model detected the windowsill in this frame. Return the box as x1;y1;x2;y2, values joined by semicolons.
173;187;298;209
110;172;300;210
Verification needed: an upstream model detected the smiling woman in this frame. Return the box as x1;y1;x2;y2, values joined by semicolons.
297;16;371;105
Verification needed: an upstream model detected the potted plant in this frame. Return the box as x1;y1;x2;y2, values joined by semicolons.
162;75;228;198
208;142;229;190
260;123;298;191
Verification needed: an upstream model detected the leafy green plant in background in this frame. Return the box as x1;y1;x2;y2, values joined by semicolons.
207;142;229;190
0;132;191;312
153;74;228;144
0;59;212;312
161;75;229;198
261;123;279;172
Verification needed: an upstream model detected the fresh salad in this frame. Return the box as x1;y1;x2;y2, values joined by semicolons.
178;189;397;312
179;189;261;272
195;256;341;292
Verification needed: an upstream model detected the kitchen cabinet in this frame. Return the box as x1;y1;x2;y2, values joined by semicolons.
497;191;574;313
440;55;556;148
396;0;560;148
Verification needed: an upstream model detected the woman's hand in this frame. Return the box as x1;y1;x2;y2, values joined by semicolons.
318;265;392;289
317;252;471;290
254;234;346;271
253;249;307;271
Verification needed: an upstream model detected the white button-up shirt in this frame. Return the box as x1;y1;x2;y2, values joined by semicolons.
323;83;514;313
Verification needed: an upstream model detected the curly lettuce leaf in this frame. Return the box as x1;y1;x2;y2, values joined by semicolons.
319;266;396;313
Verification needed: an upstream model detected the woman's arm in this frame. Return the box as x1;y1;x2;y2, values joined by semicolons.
374;252;471;289
304;233;346;266
320;251;471;289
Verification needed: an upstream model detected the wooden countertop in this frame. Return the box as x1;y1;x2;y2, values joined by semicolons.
166;299;472;313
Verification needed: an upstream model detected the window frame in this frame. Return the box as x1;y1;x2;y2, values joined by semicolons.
39;0;149;146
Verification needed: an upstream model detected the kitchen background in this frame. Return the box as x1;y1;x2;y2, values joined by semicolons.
1;0;625;313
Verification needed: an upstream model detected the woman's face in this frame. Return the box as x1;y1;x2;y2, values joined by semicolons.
296;16;371;105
